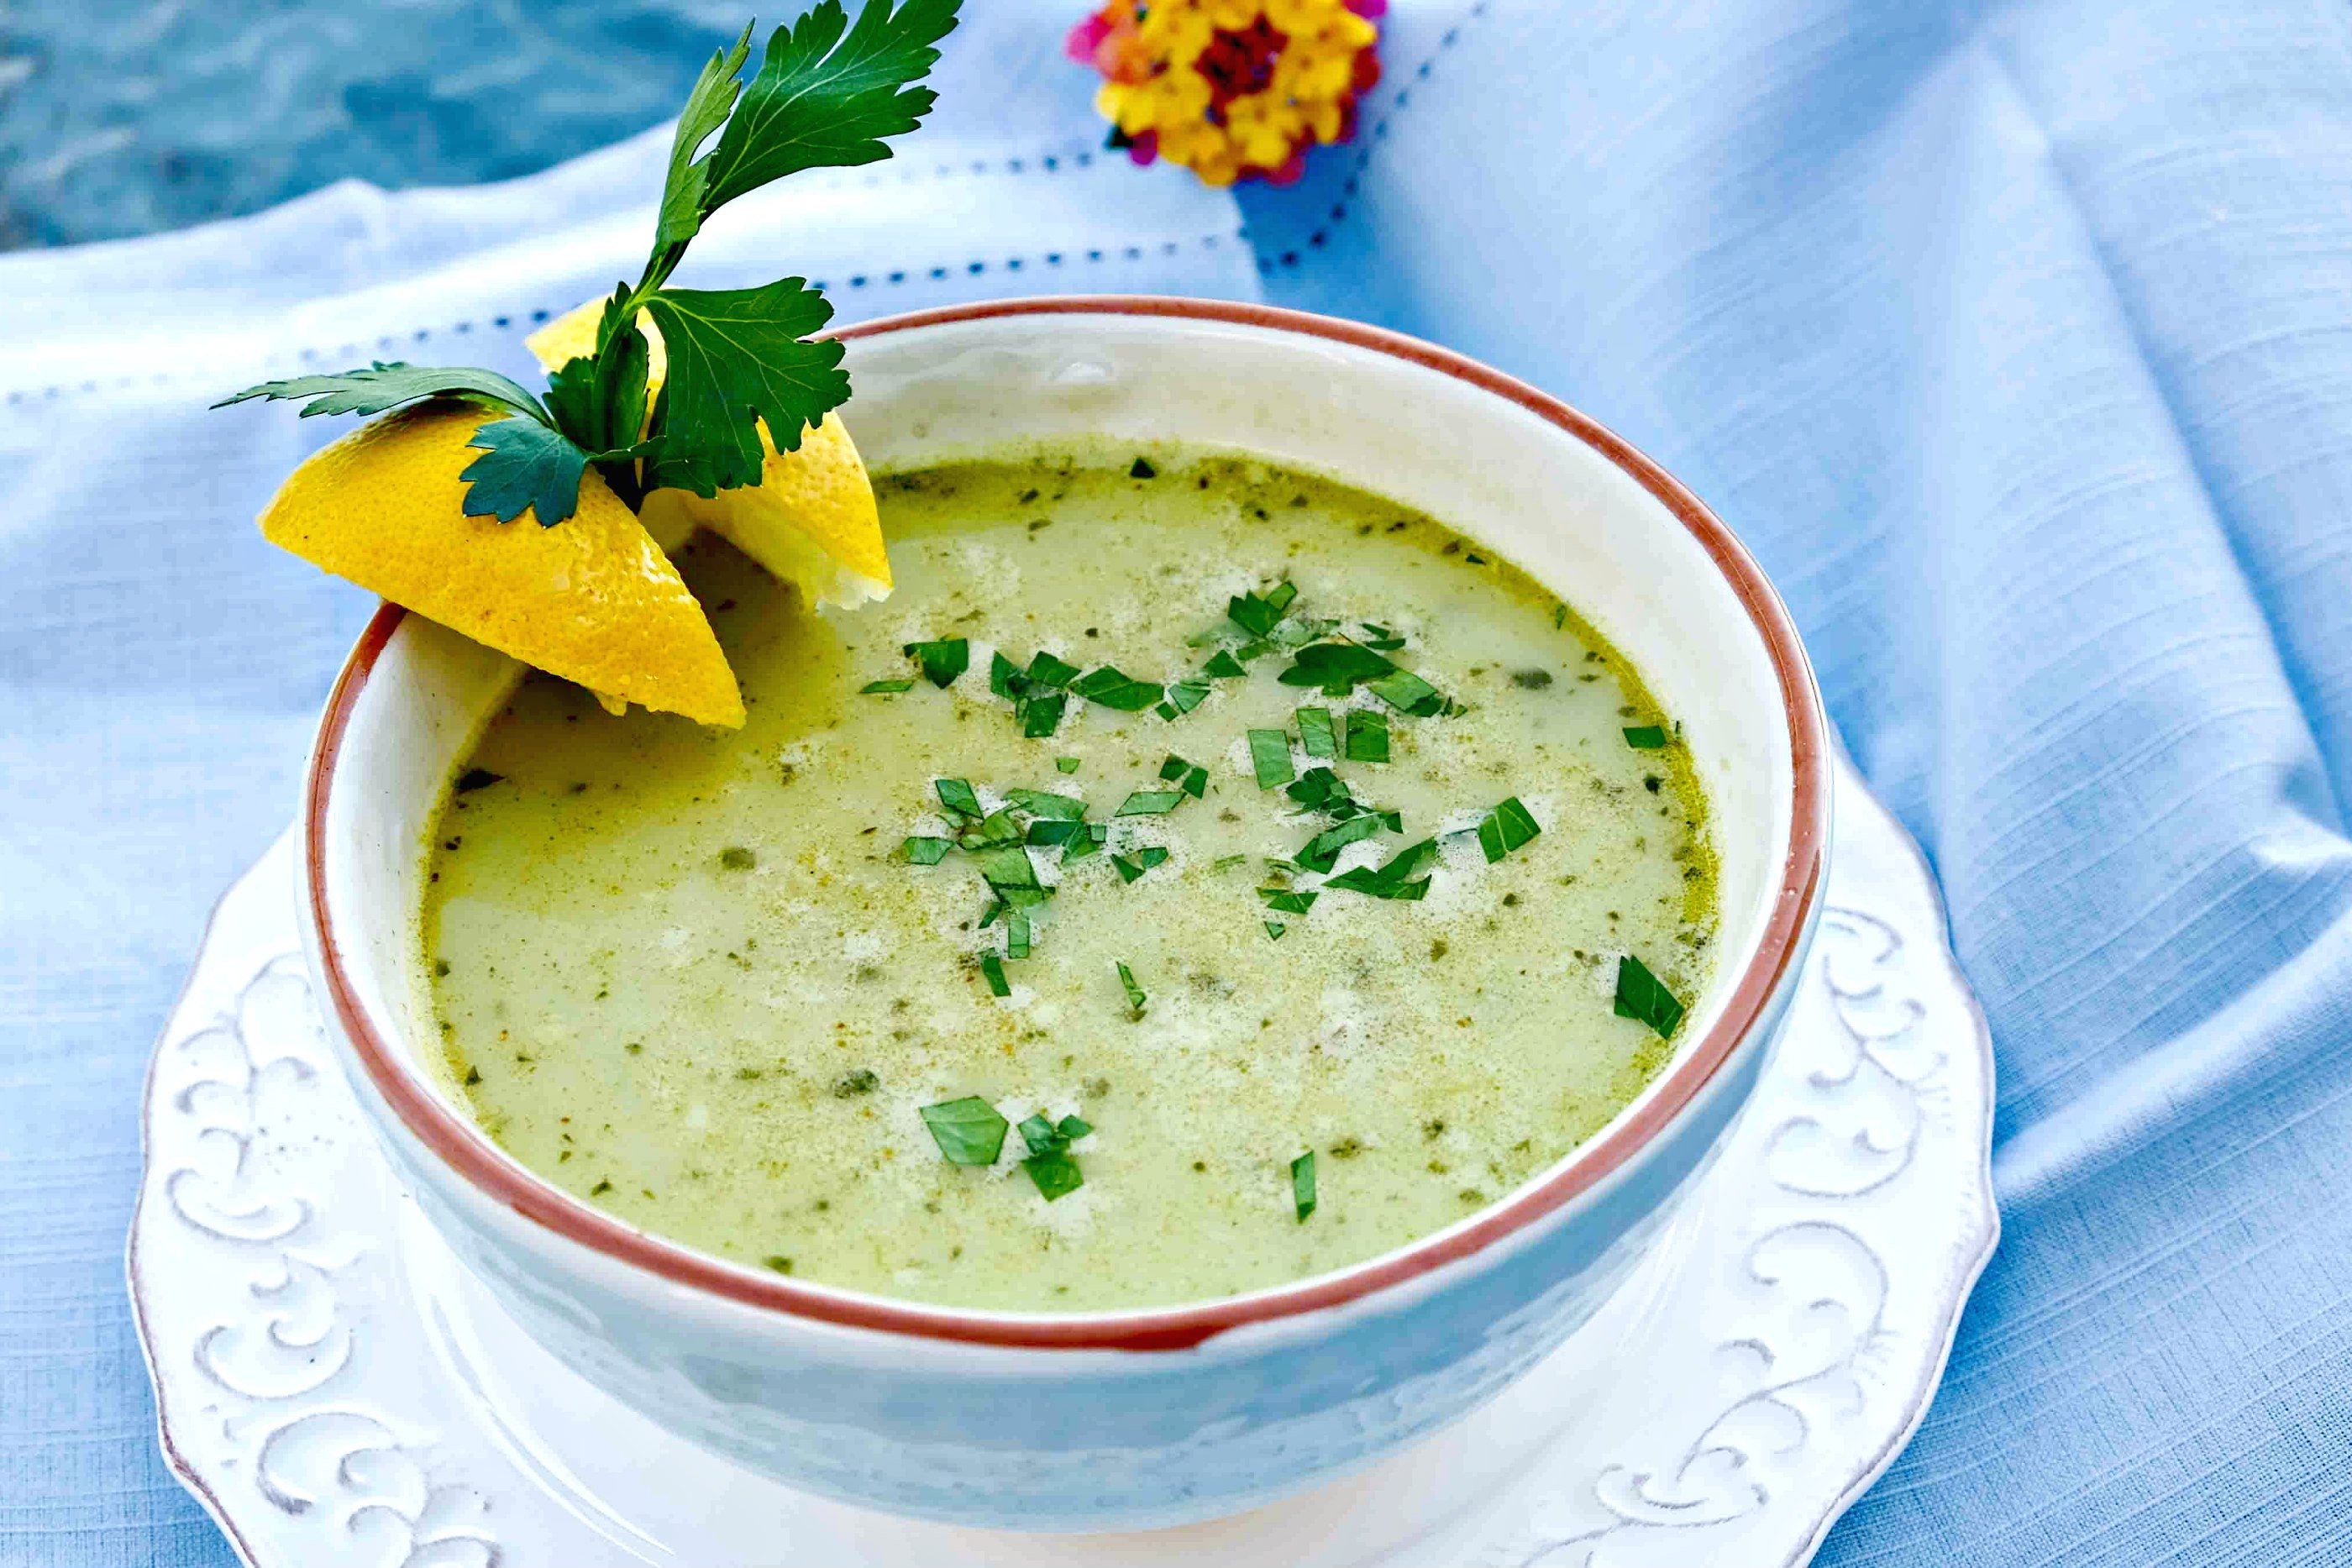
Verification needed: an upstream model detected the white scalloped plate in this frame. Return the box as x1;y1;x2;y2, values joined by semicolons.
129;752;1995;1568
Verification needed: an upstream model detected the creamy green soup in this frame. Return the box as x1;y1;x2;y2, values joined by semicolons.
423;451;1715;1312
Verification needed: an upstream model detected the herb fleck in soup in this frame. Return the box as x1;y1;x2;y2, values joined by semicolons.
423;452;1716;1311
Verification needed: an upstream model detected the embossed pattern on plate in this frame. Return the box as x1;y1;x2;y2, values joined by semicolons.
130;754;1996;1568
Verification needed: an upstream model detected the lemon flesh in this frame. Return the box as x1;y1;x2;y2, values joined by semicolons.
262;402;745;727
527;300;891;610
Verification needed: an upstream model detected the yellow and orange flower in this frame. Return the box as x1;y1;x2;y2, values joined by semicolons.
1067;0;1383;186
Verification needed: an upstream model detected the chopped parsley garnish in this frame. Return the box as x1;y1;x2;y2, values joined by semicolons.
958;809;1023;849
1159;754;1210;798
1021;691;1068;737
1005;908;1032;958
454;768;503;793
1063;822;1109;861
935;777;982;821
1264;920;1287;939
1156;678;1211;720
1358;621;1406;651
1024;1150;1084;1198
1366;668;1445;716
1249;728;1295;789
1005;789;1085;818
1614;955;1686;1039
1055;756;1081;774
1278;640;1396;696
1323;838;1437;900
921;1096;1008;1165
1072;666;1164;711
1201;649;1249;679
1342;709;1390;763
1292;1150;1317;1221
1258;887;1320;915
1296;813;1389;873
1129;456;1158;479
1111;847;1170;883
1026;650;1080;688
1115;960;1147;1015
1296;706;1338;758
977;952;1012;997
901;637;969;688
1476;797;1541;863
1623;725;1668;750
902;835;953;864
1116;789;1185;816
860;678;916;695
1227;581;1299;638
988;650;1021;698
1024;819;1086;847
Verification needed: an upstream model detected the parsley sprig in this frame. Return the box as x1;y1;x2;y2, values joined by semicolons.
217;1;960;526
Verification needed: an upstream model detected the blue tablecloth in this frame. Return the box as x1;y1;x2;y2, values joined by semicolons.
7;2;2352;1562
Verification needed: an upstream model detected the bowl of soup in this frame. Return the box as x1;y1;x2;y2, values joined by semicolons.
301;297;1829;1530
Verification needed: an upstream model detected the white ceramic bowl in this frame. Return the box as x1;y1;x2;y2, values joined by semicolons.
301;298;1830;1531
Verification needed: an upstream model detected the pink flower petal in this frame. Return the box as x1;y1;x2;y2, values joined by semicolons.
1064;14;1112;66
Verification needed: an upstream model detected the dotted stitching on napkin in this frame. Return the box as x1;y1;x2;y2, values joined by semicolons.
4;229;1245;401
1260;0;1488;274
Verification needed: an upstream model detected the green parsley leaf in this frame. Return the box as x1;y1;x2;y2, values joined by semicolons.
1323;838;1438;900
1062;822;1109;862
1366;668;1446;717
1201;649;1249;679
1116;790;1185;816
978;952;1012;997
1258;887;1320;915
902;835;953;863
1477;797;1541;863
1296;706;1338;758
1055;756;1082;774
1024;819;1085;847
921;1095;1007;1164
1249;728;1295;789
1072;667;1164;711
1614;955;1686;1039
1227;584;1298;638
989;650;1022;698
652;24;755;253
1157;678;1211;719
957;807;1023;849
1005;907;1032;959
1025;650;1080;688
973;843;1042;893
1296;813;1389;873
1292;1150;1317;1222
1005;789;1086;819
934;777;982;821
457;416;591;526
1128;455;1158;479
1116;960;1147;1016
1264;920;1287;940
699;0;961;214
641;279;848;495
1111;847;1171;884
214;362;549;423
1343;709;1391;763
860;678;916;694
1279;641;1395;696
1160;754;1209;798
902;637;969;687
1020;691;1068;738
1623;725;1668;750
1023;1148;1084;1200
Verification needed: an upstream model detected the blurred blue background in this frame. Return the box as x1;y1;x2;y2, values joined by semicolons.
0;3;746;248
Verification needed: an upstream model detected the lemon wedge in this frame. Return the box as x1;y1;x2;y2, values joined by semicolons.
261;402;745;727
527;299;892;610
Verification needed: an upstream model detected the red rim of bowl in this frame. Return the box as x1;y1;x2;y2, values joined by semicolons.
304;296;1829;1351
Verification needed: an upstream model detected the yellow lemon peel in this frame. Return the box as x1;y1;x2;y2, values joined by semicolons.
260;402;744;727
528;300;892;609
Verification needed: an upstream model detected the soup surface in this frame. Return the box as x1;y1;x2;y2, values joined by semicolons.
423;451;1715;1311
